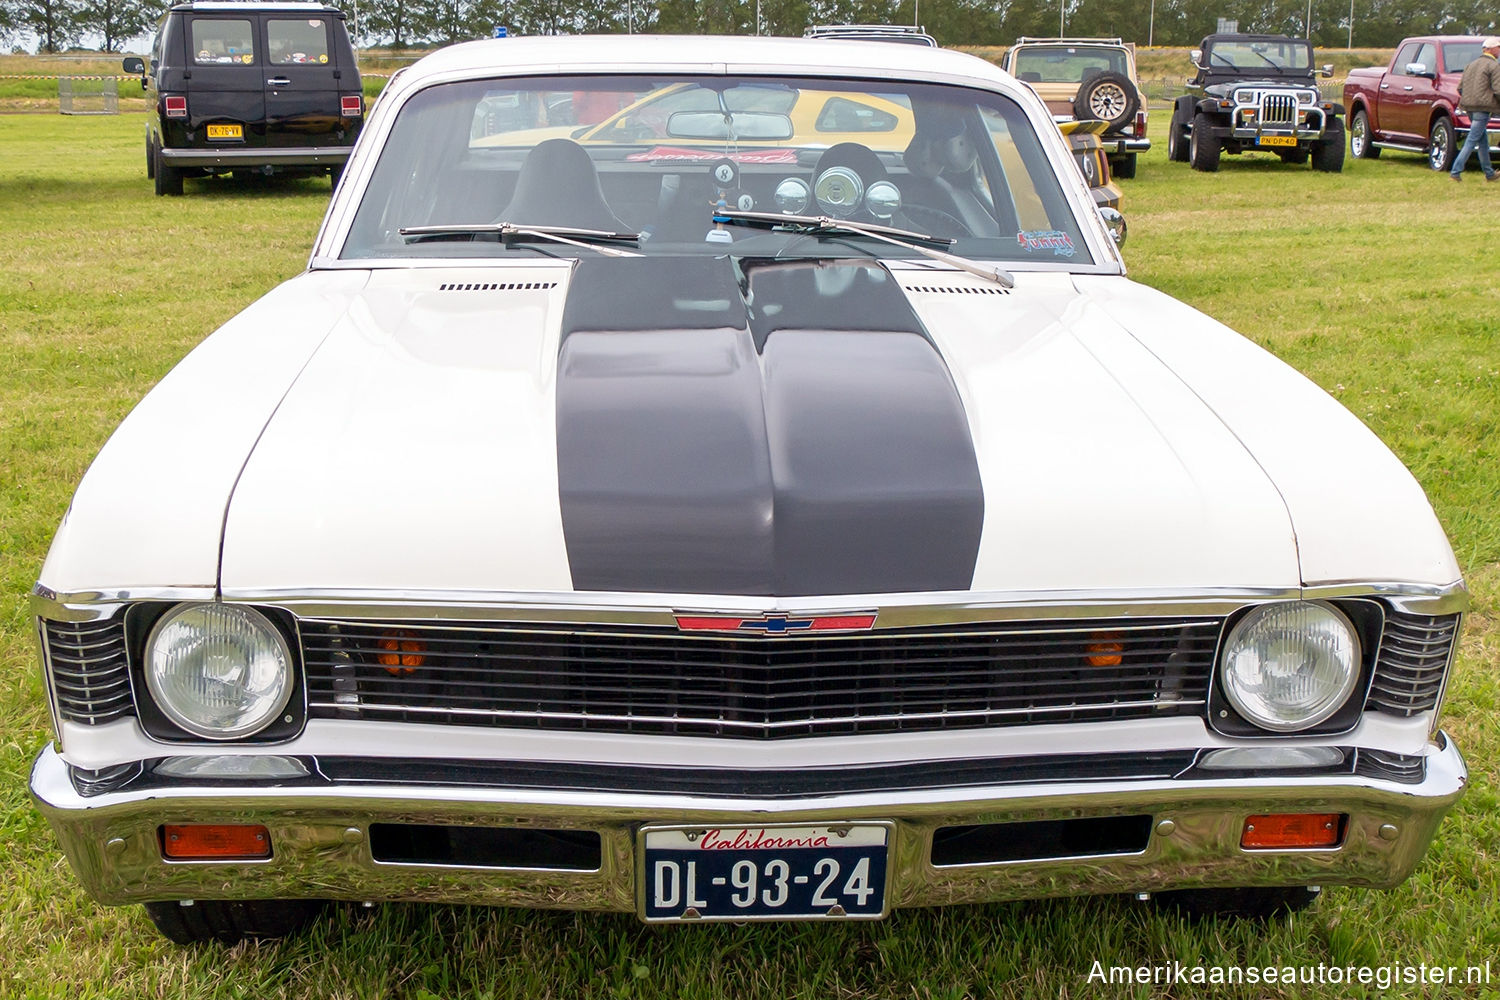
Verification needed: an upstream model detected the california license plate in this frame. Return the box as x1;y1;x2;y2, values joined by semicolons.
640;823;891;922
207;123;243;140
1258;135;1296;147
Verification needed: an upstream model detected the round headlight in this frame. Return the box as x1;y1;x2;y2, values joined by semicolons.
1220;601;1360;732
145;604;294;740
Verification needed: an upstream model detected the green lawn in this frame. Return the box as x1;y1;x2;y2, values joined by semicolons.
1;111;1497;999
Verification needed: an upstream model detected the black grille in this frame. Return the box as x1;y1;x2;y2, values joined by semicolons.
303;618;1221;739
42;618;134;725
1366;612;1460;717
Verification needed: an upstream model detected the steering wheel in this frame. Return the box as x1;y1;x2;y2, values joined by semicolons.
900;203;973;238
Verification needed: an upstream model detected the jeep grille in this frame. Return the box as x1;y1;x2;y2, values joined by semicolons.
1261;93;1298;127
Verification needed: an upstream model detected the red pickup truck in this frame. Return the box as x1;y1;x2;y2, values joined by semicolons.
1343;36;1499;171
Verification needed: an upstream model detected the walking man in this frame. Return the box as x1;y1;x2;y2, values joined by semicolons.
1451;36;1500;181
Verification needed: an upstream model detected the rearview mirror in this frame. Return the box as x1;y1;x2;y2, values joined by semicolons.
122;56;145;74
666;111;794;142
1189;49;1204;70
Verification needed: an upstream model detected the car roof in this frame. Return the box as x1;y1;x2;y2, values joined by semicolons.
1012;37;1126;47
1201;33;1308;43
170;1;344;12
390;34;1017;94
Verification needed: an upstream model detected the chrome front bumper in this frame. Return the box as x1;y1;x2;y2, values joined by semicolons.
31;738;1466;914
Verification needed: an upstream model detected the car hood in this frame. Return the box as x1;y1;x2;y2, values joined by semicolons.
43;261;1459;602
1202;78;1315;98
216;260;1311;599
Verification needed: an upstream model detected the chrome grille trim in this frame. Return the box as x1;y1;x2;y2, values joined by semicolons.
303;617;1222;739
40;617;134;725
1366;612;1461;717
1261;93;1297;127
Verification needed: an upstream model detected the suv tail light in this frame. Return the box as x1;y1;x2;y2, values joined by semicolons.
164;95;187;118
1134;109;1147;138
341;95;362;117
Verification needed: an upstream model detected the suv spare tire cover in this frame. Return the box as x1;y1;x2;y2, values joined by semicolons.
1073;71;1139;131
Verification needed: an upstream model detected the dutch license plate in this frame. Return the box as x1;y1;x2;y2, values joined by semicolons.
1258;135;1296;147
640;823;891;922
207;123;243;141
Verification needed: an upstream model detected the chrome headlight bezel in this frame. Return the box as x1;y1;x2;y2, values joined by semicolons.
1213;600;1367;735
142;603;297;741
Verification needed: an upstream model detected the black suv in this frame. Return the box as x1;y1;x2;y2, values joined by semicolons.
1166;33;1343;172
123;1;364;195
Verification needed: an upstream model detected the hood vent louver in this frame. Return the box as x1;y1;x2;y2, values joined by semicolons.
902;284;1010;296
437;282;559;292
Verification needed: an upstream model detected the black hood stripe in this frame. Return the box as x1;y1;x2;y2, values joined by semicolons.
556;257;983;596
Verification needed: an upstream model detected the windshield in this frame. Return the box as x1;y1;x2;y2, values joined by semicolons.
1204;39;1313;72
1011;46;1128;83
341;74;1093;266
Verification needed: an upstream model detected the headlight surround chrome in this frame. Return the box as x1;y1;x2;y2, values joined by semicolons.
1219;601;1361;732
144;604;294;740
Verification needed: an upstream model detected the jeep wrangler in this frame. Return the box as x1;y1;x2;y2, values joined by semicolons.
1166;33;1344;172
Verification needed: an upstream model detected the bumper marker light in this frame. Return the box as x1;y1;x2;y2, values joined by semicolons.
1241;813;1344;849
162;824;272;859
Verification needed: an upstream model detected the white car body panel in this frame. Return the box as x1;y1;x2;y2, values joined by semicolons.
1073;275;1462;590
201;267;1311;597
41;268;1459;599
220;265;576;594
38;270;369;595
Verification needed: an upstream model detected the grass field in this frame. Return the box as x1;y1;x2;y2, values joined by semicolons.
1;110;1498;999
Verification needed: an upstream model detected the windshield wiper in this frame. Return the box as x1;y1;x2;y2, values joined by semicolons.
400;222;643;258
713;209;1014;288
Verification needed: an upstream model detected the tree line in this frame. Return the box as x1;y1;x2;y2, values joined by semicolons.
2;0;1495;54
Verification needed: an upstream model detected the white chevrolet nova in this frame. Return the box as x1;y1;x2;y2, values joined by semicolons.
32;35;1466;943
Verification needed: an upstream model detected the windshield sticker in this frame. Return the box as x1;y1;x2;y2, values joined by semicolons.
1016;230;1077;257
625;146;799;164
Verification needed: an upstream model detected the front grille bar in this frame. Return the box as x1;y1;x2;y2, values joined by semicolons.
304;616;1222;739
41;617;134;724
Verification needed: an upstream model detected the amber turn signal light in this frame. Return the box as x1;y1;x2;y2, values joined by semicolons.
378;629;426;675
1085;631;1123;667
1241;813;1344;849
162;824;272;859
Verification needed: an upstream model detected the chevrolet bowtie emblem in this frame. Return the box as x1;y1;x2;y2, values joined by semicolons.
674;612;878;634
